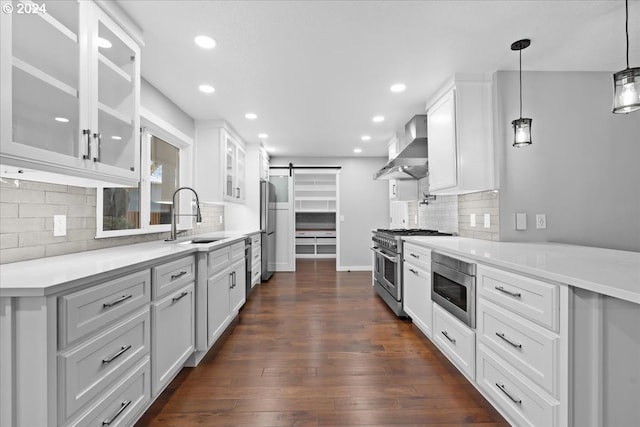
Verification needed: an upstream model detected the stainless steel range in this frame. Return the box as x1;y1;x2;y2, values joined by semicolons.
372;229;452;316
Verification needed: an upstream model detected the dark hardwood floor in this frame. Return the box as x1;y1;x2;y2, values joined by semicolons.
135;259;508;426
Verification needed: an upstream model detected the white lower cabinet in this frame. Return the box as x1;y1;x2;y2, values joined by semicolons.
206;242;246;348
477;343;559;427
432;302;476;380
58;308;150;424
402;244;432;338
151;283;194;396
66;357;151;427
207;268;231;347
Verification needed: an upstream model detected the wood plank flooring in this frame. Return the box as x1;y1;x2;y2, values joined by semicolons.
135;259;508;426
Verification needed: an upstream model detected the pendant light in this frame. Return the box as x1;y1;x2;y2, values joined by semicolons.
511;39;532;147
613;0;640;114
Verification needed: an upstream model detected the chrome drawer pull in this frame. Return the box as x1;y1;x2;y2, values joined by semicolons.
408;268;419;275
102;400;132;425
102;345;132;364
103;294;132;308
496;383;522;405
441;330;456;344
496;332;522;349
495;286;522;298
410;253;420;258
254;254;259;259
172;291;189;302
171;271;188;280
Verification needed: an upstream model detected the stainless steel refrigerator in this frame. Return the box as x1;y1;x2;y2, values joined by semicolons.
260;180;276;281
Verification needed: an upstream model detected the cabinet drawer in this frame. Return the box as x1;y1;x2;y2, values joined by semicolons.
208;246;230;276
58;308;150;423
251;234;261;246
477;265;559;330
478;299;559;395
477;344;559;427
317;230;336;237
432;303;475;379
403;243;431;271
152;255;195;299
151;284;194;396
296;237;315;245
66;357;151;427
251;246;261;264
59;270;151;347
251;266;261;286
316;237;336;245
230;241;245;262
296;231;312;237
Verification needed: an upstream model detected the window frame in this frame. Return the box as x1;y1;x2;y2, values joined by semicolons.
95;109;193;238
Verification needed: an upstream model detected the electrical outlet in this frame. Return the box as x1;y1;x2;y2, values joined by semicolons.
484;213;491;228
536;214;547;229
470;214;476;227
53;215;66;236
219;215;223;224
515;213;527;230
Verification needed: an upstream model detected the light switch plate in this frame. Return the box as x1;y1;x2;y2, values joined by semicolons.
53;215;66;236
515;213;527;230
536;214;547;229
484;213;491;228
470;214;476;227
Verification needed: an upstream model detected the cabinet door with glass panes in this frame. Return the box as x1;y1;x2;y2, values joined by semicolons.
0;0;140;186
223;130;245;202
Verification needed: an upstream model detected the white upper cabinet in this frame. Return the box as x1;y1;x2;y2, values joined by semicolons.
223;130;245;202
0;0;141;186
194;122;246;203
426;75;494;195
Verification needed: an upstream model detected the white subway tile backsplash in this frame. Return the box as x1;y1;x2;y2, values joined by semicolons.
1;180;226;264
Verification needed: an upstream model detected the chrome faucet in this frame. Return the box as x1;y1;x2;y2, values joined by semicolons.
166;187;202;241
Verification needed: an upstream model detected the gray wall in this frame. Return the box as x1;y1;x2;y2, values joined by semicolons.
494;71;640;252
271;156;389;269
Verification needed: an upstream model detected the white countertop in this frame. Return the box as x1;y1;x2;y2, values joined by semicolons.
403;236;640;304
0;230;260;297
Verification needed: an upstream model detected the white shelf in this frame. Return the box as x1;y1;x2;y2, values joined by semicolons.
98;53;132;83
98;102;132;125
13;57;77;97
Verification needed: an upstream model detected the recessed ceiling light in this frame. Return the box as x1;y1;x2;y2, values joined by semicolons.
258;133;269;139
361;135;371;141
97;37;112;49
245;113;258;120
372;115;385;123
353;148;363;153
390;83;406;93
54;117;69;123
111;136;122;140
199;84;215;94
194;35;216;49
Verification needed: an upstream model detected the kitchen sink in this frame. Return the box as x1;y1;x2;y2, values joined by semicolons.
178;238;223;244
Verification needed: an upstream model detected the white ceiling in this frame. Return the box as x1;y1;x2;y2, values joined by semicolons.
117;0;639;158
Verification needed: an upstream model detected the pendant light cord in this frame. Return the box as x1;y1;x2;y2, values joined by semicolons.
625;0;630;69
519;49;523;119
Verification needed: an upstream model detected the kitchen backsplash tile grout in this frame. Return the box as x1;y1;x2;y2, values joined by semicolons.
0;179;225;264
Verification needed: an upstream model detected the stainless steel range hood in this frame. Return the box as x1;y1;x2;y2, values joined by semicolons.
373;115;428;180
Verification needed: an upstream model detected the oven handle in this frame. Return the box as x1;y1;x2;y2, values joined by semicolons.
371;247;398;263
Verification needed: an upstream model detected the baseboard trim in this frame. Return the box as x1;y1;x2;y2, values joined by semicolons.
336;265;371;272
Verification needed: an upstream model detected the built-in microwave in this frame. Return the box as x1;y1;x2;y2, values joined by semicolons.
431;252;476;328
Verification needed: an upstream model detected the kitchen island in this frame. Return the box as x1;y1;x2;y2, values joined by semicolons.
402;236;640;427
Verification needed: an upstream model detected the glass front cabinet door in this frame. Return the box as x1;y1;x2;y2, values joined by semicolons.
0;0;140;186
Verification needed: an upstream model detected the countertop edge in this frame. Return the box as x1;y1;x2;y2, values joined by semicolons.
403;236;640;305
0;231;259;297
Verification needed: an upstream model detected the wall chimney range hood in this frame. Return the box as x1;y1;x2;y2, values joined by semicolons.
373;115;428;180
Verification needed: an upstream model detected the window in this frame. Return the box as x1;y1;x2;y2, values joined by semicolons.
97;116;192;237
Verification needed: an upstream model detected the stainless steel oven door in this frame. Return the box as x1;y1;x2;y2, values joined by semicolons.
372;246;401;301
431;261;475;328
